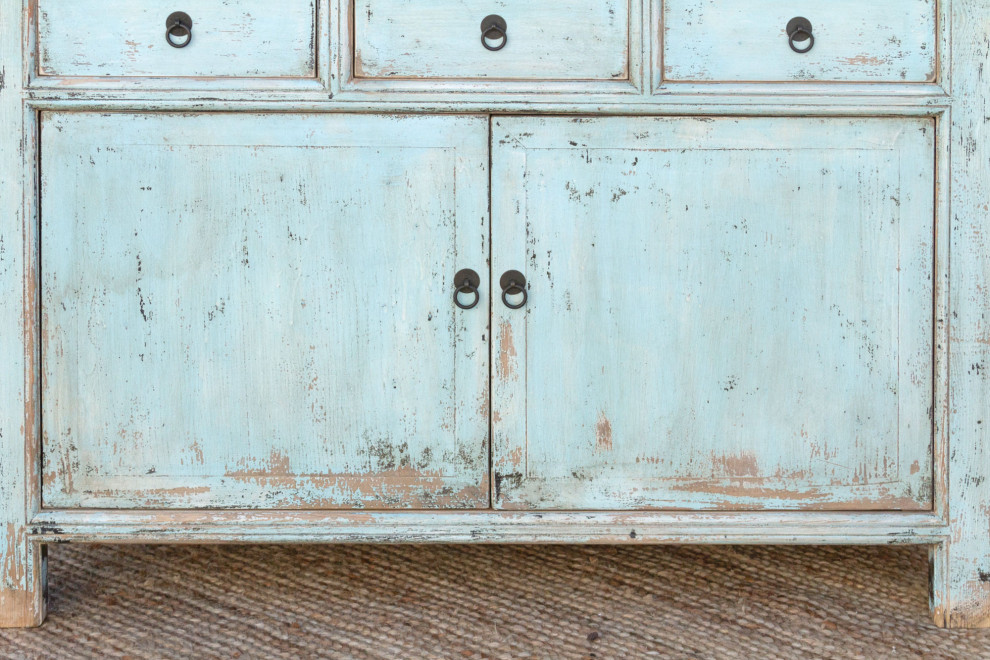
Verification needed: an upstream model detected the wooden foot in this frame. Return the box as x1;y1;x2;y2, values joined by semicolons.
0;530;46;628
939;0;990;631
931;537;990;628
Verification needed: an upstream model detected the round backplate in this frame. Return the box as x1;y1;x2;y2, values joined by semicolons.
481;14;507;34
786;17;812;41
499;270;526;292
166;11;192;30
454;268;481;289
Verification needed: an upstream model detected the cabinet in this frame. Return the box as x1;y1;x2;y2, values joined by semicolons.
3;0;990;629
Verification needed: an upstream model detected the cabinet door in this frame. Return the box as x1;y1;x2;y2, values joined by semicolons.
491;116;935;511
42;113;490;509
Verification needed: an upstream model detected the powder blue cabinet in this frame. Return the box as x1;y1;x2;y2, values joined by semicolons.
3;0;989;629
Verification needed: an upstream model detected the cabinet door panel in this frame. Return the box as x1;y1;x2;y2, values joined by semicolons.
491;116;935;511
42;113;490;509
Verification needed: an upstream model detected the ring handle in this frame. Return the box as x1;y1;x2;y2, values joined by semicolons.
166;11;193;49
786;17;814;54
500;270;527;310
481;14;508;51
454;268;481;310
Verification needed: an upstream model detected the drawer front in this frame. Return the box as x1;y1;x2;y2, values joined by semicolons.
41;112;490;509
492;116;935;510
38;1;316;78
353;0;630;81
662;0;937;83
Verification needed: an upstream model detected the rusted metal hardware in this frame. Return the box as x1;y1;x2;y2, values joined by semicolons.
165;12;192;48
499;270;527;309
786;17;814;53
481;14;508;51
453;268;482;310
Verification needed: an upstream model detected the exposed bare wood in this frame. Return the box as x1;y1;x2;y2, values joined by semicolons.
37;0;318;79
0;0;987;630
931;0;990;629
29;509;948;545
0;0;44;629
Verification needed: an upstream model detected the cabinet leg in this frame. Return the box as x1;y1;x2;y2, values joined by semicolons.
940;0;990;631
931;536;990;628
0;528;46;628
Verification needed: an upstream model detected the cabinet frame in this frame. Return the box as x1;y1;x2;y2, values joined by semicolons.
3;0;989;630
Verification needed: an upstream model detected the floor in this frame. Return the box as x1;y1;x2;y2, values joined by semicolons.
1;544;989;658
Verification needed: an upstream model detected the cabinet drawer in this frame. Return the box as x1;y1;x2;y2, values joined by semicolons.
38;0;316;79
662;0;937;83
353;0;630;82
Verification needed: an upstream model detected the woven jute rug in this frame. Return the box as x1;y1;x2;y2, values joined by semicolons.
2;544;990;658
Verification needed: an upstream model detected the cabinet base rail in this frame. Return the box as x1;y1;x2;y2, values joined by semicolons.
30;510;947;545
16;510;986;627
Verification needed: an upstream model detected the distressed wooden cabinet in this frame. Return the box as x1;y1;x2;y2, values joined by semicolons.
2;0;989;628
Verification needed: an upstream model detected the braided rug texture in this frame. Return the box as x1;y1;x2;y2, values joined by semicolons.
1;544;989;658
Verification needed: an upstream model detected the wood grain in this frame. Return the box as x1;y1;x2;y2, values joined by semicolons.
0;0;986;631
37;0;317;79
492;115;935;511
29;509;947;545
932;0;990;629
662;0;937;83
0;0;45;629
353;0;630;81
40;112;490;510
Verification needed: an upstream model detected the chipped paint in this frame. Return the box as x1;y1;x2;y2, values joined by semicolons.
662;0;937;83
40;113;490;512
37;1;318;79
2;524;26;585
712;453;759;479
1;0;986;631
1;0;45;627
491;116;934;512
354;0;629;82
498;319;518;380
842;54;891;67
932;0;990;628
595;413;613;452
